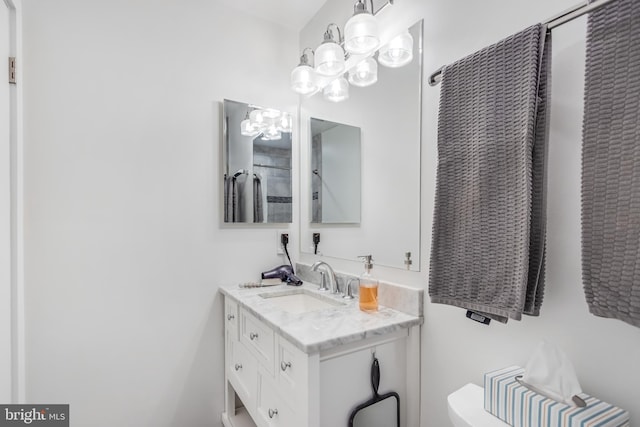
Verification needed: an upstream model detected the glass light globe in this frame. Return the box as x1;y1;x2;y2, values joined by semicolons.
323;77;349;102
344;13;379;54
279;112;292;132
291;64;318;95
262;124;282;140
378;30;414;68
348;57;378;87
315;42;346;76
262;108;281;119
249;109;266;132
240;118;260;137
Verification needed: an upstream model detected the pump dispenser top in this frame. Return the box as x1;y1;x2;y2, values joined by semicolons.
357;255;379;312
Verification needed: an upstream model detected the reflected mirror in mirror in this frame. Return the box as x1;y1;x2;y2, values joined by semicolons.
223;99;293;223
300;20;423;270
310;118;361;223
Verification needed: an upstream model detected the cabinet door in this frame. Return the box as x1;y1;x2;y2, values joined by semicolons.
256;371;299;427
225;298;239;332
228;339;258;408
240;309;275;374
276;336;308;409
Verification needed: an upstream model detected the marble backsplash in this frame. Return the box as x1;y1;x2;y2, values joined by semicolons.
296;263;423;317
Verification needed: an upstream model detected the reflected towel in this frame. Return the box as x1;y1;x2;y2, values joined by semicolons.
429;24;551;322
253;174;264;223
582;0;640;328
224;175;239;222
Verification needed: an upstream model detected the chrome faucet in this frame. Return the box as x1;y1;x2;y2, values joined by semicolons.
310;261;339;294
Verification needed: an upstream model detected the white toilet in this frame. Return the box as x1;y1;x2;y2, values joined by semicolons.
448;383;510;427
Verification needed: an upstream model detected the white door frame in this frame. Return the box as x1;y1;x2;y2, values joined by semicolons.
2;0;24;404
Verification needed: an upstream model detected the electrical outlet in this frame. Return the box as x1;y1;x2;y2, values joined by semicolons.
276;230;289;255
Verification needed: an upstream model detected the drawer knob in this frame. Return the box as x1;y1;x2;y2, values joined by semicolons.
227;314;235;321
249;332;259;340
234;364;242;371
280;361;292;372
268;408;278;419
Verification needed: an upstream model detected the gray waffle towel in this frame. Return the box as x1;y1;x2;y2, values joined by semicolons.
429;24;551;322
582;0;640;328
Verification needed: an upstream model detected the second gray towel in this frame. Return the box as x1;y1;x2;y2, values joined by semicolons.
582;0;640;328
429;24;551;322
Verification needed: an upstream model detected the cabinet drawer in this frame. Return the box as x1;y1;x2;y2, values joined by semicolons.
228;339;258;407
240;309;275;373
276;336;308;407
257;373;299;427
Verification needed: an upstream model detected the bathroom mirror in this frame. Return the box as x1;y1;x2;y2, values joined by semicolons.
299;20;423;270
222;99;293;223
310;118;361;223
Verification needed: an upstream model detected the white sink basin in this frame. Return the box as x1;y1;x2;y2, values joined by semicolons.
259;289;345;314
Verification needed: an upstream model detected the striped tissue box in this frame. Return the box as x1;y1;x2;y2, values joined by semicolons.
484;366;629;427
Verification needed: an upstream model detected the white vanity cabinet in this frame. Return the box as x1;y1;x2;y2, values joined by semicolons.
221;291;422;427
224;305;313;427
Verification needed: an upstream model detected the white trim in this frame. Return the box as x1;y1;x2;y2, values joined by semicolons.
4;0;25;404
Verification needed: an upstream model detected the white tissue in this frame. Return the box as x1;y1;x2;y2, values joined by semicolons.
522;341;582;406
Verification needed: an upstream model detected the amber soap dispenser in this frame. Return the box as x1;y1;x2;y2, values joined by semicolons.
358;255;379;312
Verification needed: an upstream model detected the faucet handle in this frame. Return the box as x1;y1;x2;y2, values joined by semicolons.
343;278;359;299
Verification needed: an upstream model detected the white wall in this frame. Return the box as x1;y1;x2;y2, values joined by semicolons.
299;0;640;426
21;1;297;425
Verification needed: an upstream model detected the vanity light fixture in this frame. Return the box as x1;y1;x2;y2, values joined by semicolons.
315;24;346;77
323;76;349;102
344;0;379;55
348;57;378;87
378;30;413;68
291;48;317;95
290;0;414;102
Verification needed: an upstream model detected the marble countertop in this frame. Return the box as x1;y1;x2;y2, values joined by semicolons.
220;282;423;354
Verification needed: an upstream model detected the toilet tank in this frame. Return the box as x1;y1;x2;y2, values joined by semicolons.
448;383;509;427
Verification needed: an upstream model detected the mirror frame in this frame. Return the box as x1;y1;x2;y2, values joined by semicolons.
298;19;424;270
222;99;294;224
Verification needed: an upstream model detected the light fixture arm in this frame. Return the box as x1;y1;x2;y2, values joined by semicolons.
299;47;315;66
353;0;375;15
323;23;343;44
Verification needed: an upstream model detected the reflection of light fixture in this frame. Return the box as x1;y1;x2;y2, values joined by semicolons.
240;107;291;140
240;110;260;137
344;0;379;55
315;24;345;76
378;30;413;68
348;57;377;87
291;48;317;95
249;109;265;130
323;76;349;102
280;112;292;133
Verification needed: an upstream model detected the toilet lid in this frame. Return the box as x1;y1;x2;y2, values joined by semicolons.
448;383;510;427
